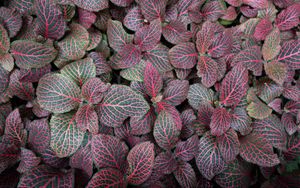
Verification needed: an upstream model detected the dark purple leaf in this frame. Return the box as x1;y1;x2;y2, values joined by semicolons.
78;8;97;29
75;105;98;134
9;0;34;14
230;107;252;135
208;30;233;58
283;134;300;161
17;148;41;173
110;44;142;69
87;168;126;188
0;7;22;38
278;39;300;70
196;21;214;53
253;18;273;40
0;102;12;136
154;151;177;174
174;162;197;188
0;143;20;173
283;85;300;101
163;80;189;106
201;1;225;21
169;42;197;69
28;118;50;154
144;62;163;98
175;135;198;161
19;64;52;83
281;112;297;136
217;128;240;162
162;20;192;44
197;56;218;88
130;107;155;135
0;65;9;95
210;107;232;136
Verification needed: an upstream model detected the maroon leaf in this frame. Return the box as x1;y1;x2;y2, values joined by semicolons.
217;128;240;162
174;162;197;188
254;18;273;40
130;107;155;135
220;64;248;107
144;62;163;98
156;101;183;131
281;112;297;136
283;134;300;161
222;6;238;21
283;85;300;101
197;103;214;126
0;143;20;174
208;30;233;58
243;0;268;8
0;65;9;95
87;168;126;188
17;148;41;173
275;6;300;31
154;151;177;174
127;141;155;185
187;83;214;110
73;0;108;12
110;44;142;69
162;20;192;44
81;77;110;104
169;42;198;69
239;133;280;167
196;132;226;180
0;103;12;136
0;7;22;38
40;148;68;168
134;19;161;51
201;1;225;21
78;8;96;29
230;107;252;135
75;105;98;134
35;0;66;40
197;56;218;88
140;0;166;21
19;65;52;83
196;21;214;53
210;107;232;136
278;39;300;70
163;80;189;106
124;6;145;31
175;135;198;161
28;118;50;154
88;52;112;76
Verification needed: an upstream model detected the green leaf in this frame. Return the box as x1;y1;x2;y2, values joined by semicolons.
120;60;146;82
0;24;9;55
50;112;85;158
247;101;272;120
262;28;281;61
264;61;287;86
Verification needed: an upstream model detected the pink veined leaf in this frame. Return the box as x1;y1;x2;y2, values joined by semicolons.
75;105;98;134
174;161;197;188
78;8;96;29
70;140;93;177
175;135;198;161
208;30;233;58
230;107;252;136
162;20;192;44
88;52;112;76
197;55;218;88
254;18;273;41
165;2;178;22
277;39;300;70
153;110;180;150
59;4;75;22
134;19;162;51
283;85;300;101
257;79;283;104
87;168;126;188
163;80;189;106
0;103;12;136
17;148;41;173
144;62;163;98
176;0;193;15
283;134;300;161
239;133;280;167
110;44;142;69
197;103;214;126
72;0;108;12
0;7;22;38
27;118;50;154
97;85;150;127
92;134;127;171
35;0;66;40
0;143;20;174
221;6;238;21
120;60;146;82
273;0;295;8
231;46;263;76
153;151;177;175
240;5;258;18
127;141;155;185
37;73;81;113
242;0;268;9
196;132;226;180
3;109;26;147
0;24;9;55
156;101;183;131
11;40;58;69
130;107;155;135
40;148;69;168
188;1;204;24
50;112;85;158
0;53;14;72
247;101;273;120
264;61;287;86
82;77;110;104
9;0;34;14
110;0;133;7
225;0;242;7
196;21;216;53
268;98;283;114
143;44;173;72
275;5;300;31
87;28;102;51
201;1;225;21
107;19;133;52
220;64;249;107
252;115;287;150
123;6;145;31
139;0;167;21
18;165;74;188
0;65;9;95
215;159;254;188
187;83;214;110
210;107;232;136
262;28;281;61
169;42;198;69
175;68;191;80
216;128;240;162
19;64;52;83
281;112;297;136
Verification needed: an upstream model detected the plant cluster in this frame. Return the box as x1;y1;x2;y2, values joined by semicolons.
0;0;299;187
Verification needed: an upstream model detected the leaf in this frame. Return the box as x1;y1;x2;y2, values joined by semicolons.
120;60;146;82
230;107;252;136
264;61;287;86
208;30;233;58
283;85;300;101
9;0;34;14
174;162;197;188
283;134;300;161
134;19;161;51
281;113;297;136
88;52;112;76
162;20;192;44
215;159;254;188
123;6;144;31
169;42;198;69
130;107;155;135
262;28;281;61
92;134;127;171
220;65;248;107
40;148;68;168
275;6;300;31
210;107;232;136
78;8;96;29
28;118;50;154
187;83;214;110
73;0;108;12
127;141;155;185
11;40;57;69
81;77;110;104
253;18;273;41
175;135;198;161
252;115;287;150
196;132;226;180
197;103;214;126
258;80;283;104
196;21;214;53
140;0;166;21
239;133;280;167
143;44;173;72
17;148;41;173
110;44;142;69
87;168;126;188
97;85;150;127
156;101;183;131
0;143;20;174
19;65;51;83
144;62;163;98
0;54;14;72
163;80;189;106
225;0;242;7
243;0;268;9
247;101;272;119
217;128;240;162
197;56;218;88
87;28;102;51
0;103;12;135
37;73;81;113
75;105;98;134
154;111;180;150
0;24;9;55
0;7;22;38
35;0;66;40
0;65;9;95
18;165;74;187
202;1;225;21
107;19;133;52
50;112;85;158
278;39;300;70
61;58;96;86
153;151;177;174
